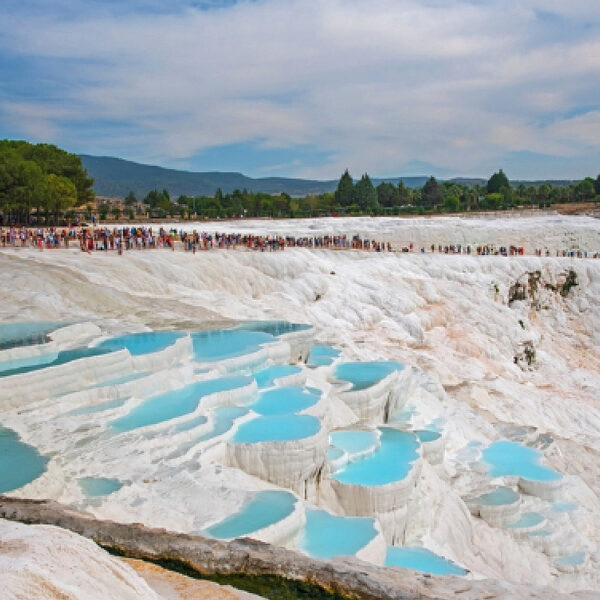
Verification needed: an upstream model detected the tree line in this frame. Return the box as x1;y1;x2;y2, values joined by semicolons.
1;140;598;223
0;140;94;225
132;168;600;220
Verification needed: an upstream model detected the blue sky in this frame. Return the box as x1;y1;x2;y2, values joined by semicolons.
1;0;599;179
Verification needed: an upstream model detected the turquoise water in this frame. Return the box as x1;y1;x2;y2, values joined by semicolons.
111;376;252;432
68;398;127;416
250;386;320;416
79;477;123;496
192;329;276;361
195;406;249;442
332;428;419;486
330;430;378;454
96;331;184;356
299;508;379;559
470;487;519;506
233;414;320;443
0;426;48;493
253;365;302;388
0;346;111;378
555;552;586;567
482;441;562;482
327;447;344;461
307;345;340;367
0;321;65;350
507;512;545;529
173;414;208;433
334;361;404;390
385;547;467;576
0;352;58;374
553;501;577;513
416;430;441;443
239;321;312;336
205;490;297;539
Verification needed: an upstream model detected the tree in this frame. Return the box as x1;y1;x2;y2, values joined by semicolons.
376;182;399;207
595;174;600;195
537;183;551;204
576;177;595;201
98;202;109;221
0;140;95;223
421;176;441;209
124;191;137;206
353;173;378;210
335;169;354;207
442;195;460;213
144;189;162;207
397;181;411;205
0;140;94;205
482;193;503;210
487;169;509;194
46;173;77;223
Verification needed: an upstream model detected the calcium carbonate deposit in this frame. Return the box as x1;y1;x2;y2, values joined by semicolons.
1;214;599;597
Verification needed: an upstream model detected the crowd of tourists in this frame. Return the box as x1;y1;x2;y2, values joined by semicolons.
0;225;598;258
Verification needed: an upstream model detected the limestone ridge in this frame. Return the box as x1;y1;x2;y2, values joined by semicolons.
0;496;595;600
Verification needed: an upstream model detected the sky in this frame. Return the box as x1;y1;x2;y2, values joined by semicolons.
1;0;599;180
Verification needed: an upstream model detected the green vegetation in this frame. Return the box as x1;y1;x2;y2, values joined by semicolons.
0;140;94;225
1;140;598;223
164;168;600;220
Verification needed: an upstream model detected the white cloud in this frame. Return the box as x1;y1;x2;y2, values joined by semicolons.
1;0;599;178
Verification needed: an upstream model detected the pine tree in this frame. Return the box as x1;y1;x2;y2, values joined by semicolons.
334;169;354;206
353;173;378;209
487;169;509;194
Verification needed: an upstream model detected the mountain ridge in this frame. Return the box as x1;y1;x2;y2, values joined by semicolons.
80;154;579;199
80;155;441;198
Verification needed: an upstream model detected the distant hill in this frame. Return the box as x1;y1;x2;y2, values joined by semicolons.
79;155;580;199
79;155;432;199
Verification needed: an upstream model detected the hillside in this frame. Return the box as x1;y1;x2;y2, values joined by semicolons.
79;155;581;200
79;155;431;198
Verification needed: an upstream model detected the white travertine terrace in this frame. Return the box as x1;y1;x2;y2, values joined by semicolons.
199;379;258;411
0;350;133;407
0;333;193;408
1;215;600;594
467;489;522;528
322;449;423;544
279;328;315;364
226;425;329;499
57;365;196;414
519;477;565;502
334;370;404;422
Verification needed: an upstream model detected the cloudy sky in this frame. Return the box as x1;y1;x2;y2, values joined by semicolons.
1;0;599;179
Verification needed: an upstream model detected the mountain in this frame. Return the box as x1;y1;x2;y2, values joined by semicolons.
80;155;578;200
79;155;430;198
80;155;336;198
